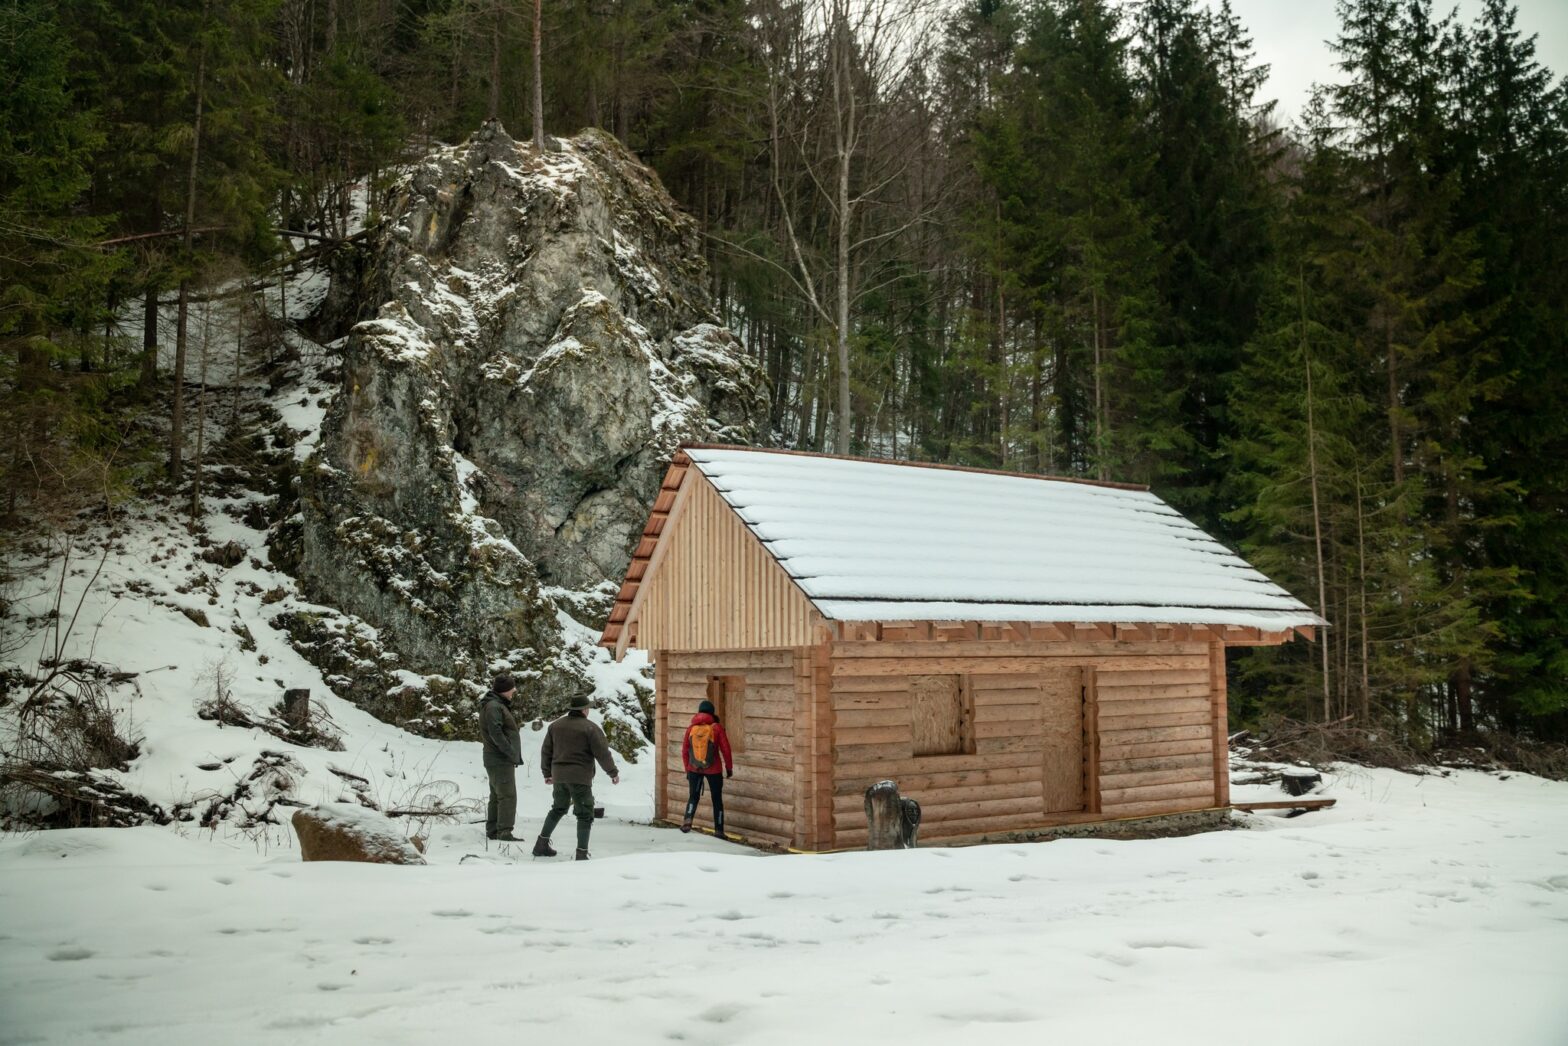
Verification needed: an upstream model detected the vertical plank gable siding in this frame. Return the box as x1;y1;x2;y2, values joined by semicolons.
635;471;817;653
830;641;1218;846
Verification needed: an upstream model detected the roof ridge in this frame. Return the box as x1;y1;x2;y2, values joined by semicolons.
678;443;1150;492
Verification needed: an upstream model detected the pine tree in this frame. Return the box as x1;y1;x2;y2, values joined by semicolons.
0;0;116;517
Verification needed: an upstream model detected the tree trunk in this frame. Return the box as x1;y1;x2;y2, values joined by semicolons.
189;297;213;526
831;10;854;455
140;285;160;389
170;31;208;484
531;0;544;150
1091;284;1105;481
488;1;502;121
1302;271;1331;721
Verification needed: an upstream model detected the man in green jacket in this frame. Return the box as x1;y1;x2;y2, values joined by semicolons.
480;674;524;842
531;695;619;860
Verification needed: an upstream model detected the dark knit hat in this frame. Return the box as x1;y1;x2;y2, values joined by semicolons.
568;694;591;710
697;699;716;715
492;673;516;694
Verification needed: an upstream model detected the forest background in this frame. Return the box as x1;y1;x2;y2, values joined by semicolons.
3;0;1565;748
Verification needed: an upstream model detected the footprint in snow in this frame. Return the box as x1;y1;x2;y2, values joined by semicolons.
767;891;795;899
144;883;169;892
48;947;94;961
354;936;394;946
318;983;347;992
698;1004;744;1024
432;909;473;918
214;876;235;886
715;910;748;921
1128;940;1203;950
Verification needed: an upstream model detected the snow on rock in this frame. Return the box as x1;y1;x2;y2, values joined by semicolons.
291;123;765;733
292;803;426;864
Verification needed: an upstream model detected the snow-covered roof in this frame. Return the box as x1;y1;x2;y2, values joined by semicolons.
682;446;1323;631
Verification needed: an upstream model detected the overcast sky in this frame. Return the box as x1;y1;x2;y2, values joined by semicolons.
1188;0;1568;123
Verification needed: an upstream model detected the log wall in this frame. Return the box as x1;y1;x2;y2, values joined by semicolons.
657;648;817;848
828;639;1219;846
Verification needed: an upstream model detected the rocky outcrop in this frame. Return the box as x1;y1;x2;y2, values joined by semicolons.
289;124;763;734
292;804;426;864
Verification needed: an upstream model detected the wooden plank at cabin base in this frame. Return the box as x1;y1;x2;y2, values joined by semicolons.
835;808;1106;845
1231;798;1336;812
1099;797;1216;819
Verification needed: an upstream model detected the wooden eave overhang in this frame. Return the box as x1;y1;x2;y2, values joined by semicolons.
598;449;693;652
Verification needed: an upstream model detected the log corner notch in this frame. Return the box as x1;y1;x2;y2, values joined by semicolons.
864;780;921;850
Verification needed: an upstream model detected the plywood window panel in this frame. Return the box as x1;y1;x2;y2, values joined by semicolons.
910;674;973;757
1040;667;1087;813
707;675;747;753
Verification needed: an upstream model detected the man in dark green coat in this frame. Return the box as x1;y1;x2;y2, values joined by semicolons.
480;674;524;842
531;695;619;860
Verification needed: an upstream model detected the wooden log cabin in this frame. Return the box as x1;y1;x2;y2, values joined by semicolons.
600;445;1323;850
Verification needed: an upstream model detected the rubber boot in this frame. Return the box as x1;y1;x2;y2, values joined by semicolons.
531;836;556;858
714;811;727;842
575;848;590;861
681;799;696;833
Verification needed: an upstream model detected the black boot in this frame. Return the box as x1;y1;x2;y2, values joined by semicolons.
681;800;696;833
494;831;520;842
714;811;727;842
531;836;556;857
575;848;590;861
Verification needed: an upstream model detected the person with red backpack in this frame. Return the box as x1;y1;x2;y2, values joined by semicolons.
680;699;734;839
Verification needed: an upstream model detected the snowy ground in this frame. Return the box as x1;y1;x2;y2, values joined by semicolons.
2;766;1567;1045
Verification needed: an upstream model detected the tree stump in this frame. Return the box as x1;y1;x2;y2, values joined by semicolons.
282;689;311;733
864;780;921;850
1281;767;1322;797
